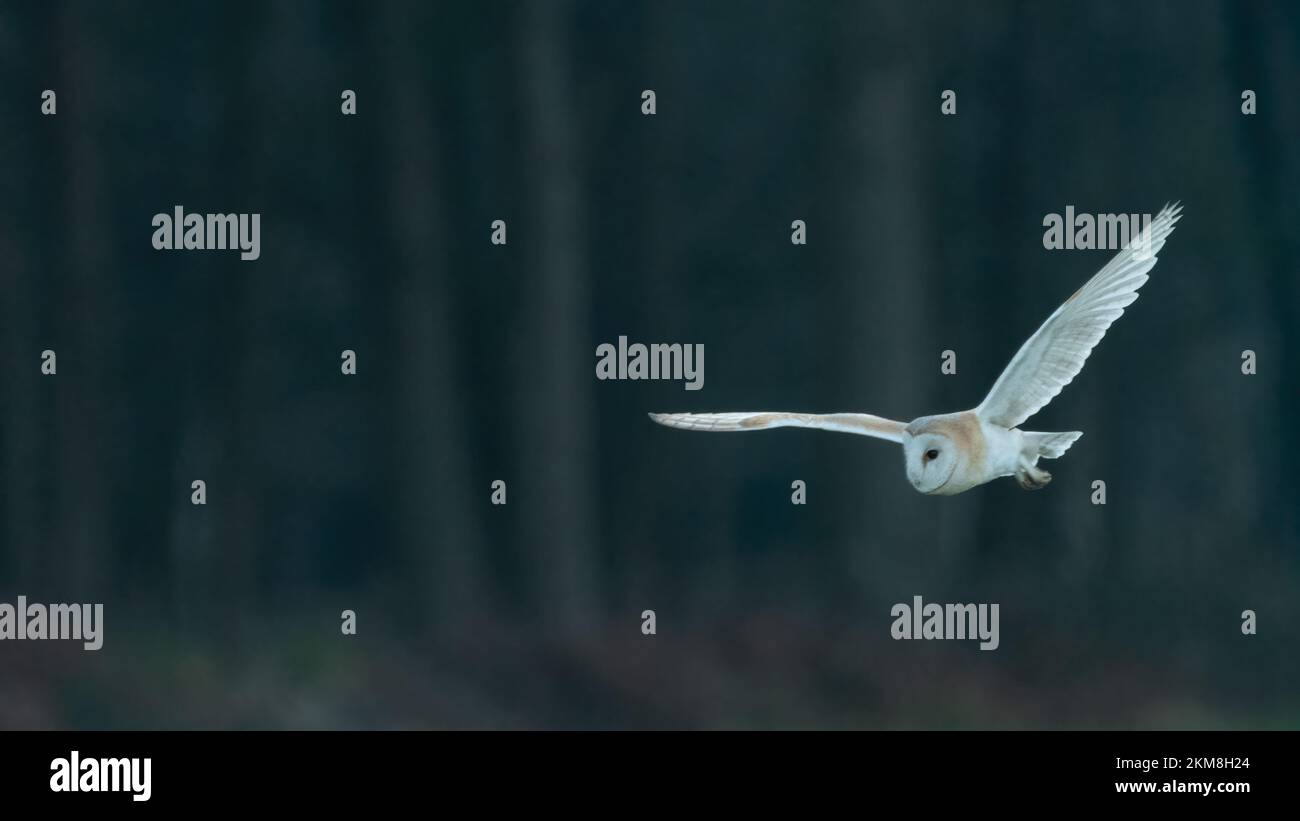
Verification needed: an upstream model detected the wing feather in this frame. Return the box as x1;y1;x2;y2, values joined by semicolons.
649;411;905;443
976;202;1182;429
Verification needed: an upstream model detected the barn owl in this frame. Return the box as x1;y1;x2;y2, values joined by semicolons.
650;203;1182;495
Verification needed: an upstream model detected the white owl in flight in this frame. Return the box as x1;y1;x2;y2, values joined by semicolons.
651;203;1182;495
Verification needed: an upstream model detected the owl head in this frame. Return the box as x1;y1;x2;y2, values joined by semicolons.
903;420;961;494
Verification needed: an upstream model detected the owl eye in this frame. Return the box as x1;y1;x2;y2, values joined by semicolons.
925;449;940;461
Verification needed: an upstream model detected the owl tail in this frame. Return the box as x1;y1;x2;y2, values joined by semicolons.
1024;430;1083;460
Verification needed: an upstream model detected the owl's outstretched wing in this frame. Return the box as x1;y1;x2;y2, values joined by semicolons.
976;202;1182;429
649;411;905;443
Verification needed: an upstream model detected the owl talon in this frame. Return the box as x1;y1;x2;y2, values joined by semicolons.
1016;465;1052;490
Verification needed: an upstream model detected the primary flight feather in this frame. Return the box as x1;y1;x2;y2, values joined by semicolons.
650;203;1182;495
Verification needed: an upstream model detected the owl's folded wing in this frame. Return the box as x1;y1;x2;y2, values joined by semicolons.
649;411;905;443
976;202;1182;429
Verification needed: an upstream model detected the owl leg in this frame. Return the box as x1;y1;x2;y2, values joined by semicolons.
1015;462;1052;490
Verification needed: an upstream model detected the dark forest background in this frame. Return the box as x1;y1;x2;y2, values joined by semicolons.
0;0;1296;728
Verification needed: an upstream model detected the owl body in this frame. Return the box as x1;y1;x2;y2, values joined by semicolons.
902;411;1027;495
649;203;1182;496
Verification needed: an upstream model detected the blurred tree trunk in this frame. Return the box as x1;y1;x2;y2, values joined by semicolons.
824;3;935;597
0;7;42;585
0;204;41;585
374;4;483;630
162;4;261;625
53;4;111;598
515;0;598;634
1227;0;1300;549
